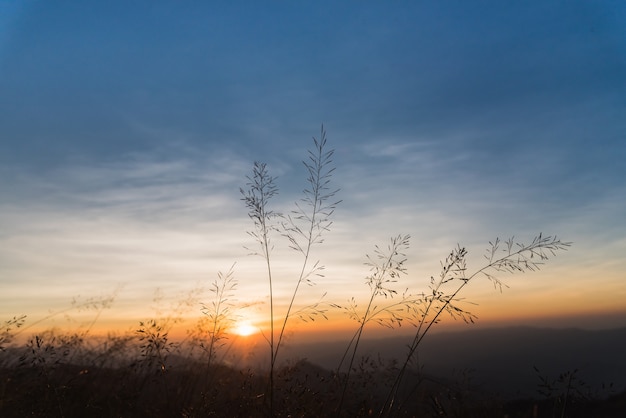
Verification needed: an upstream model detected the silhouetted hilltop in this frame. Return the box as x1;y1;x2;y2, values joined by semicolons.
2;326;625;416
283;326;626;399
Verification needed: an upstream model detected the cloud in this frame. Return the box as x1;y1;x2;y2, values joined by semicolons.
0;151;252;315
1;1;625;331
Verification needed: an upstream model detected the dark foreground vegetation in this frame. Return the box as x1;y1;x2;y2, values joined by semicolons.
1;338;624;418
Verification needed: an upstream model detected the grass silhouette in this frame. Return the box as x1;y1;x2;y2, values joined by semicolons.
240;126;340;415
4;126;620;418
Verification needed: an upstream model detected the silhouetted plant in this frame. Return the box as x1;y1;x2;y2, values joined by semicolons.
134;319;177;413
277;126;340;355
380;234;572;416
241;125;339;414
18;332;70;416
200;263;239;371
535;366;594;418
335;234;411;413
241;159;280;413
135;319;174;375
0;315;26;354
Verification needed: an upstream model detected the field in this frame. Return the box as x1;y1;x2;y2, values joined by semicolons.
1;318;625;417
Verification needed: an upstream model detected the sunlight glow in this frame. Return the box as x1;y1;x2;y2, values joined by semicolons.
233;321;257;337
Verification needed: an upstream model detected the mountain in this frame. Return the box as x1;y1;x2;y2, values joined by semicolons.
280;326;626;399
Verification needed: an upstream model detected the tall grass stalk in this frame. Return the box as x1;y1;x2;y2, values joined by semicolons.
335;234;410;414
21;334;66;417
135;319;175;412
379;234;571;416
276;126;340;362
241;126;339;414
201;264;238;372
241;160;280;413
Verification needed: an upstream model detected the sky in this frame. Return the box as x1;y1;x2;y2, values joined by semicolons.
1;1;625;342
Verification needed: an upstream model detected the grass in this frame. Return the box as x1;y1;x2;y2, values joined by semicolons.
3;126;620;417
240;126;340;414
1;335;622;417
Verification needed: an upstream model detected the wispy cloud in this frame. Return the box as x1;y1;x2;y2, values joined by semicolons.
1;1;625;331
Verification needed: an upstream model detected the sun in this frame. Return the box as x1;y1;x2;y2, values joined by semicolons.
233;321;257;337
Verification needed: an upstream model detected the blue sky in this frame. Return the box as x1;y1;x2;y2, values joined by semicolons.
1;1;625;335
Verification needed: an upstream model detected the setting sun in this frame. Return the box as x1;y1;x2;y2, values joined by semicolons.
233;321;258;337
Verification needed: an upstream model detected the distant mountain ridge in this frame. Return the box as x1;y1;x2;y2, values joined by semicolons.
282;326;626;399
